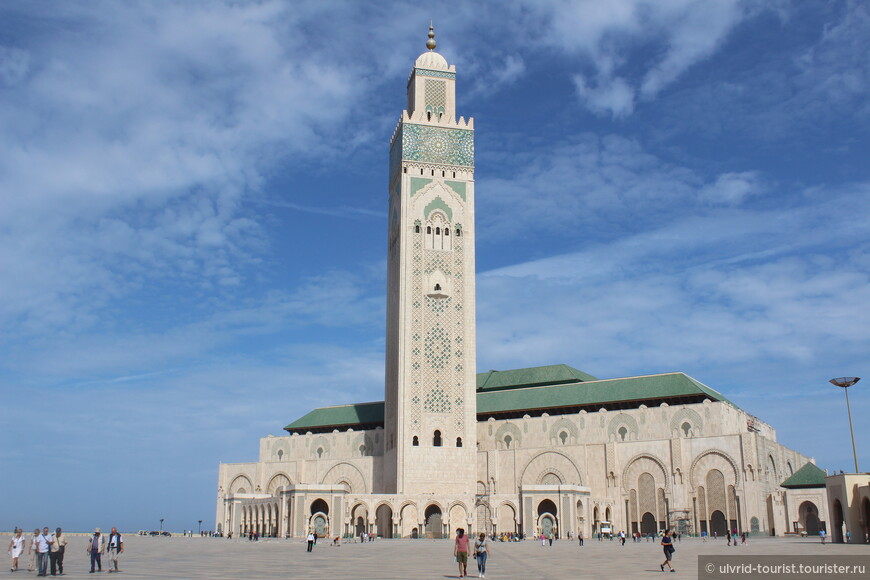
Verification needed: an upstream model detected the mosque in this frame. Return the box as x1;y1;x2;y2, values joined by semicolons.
214;27;829;541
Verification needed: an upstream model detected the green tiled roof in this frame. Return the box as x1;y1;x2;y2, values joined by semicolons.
477;364;598;391
477;372;734;415
285;401;384;432
285;365;736;433
780;462;826;489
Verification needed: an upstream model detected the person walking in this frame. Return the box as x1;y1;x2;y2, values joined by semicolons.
306;531;315;552
473;532;490;578
27;529;39;572
578;531;584;546
86;528;105;573
35;527;53;577
7;528;25;572
106;527;124;573
453;528;470;579
660;530;675;573
49;527;67;576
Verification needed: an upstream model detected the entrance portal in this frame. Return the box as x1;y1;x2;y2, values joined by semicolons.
541;515;555;537
425;505;443;539
312;515;327;537
641;512;657;535
710;510;727;536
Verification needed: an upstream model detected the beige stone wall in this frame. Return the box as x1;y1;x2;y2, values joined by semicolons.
216;399;818;538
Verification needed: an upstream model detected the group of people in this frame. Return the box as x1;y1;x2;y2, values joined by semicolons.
453;528;490;579
7;527;123;575
7;528;66;576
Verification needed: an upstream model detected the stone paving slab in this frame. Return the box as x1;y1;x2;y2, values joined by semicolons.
6;535;868;579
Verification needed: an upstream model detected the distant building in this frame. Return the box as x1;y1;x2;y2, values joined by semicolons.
215;27;826;540
825;473;870;543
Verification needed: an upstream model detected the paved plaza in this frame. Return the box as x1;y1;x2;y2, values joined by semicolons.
7;535;868;579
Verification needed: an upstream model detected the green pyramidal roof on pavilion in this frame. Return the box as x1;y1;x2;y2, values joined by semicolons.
477;364;598;391
780;462;827;489
284;365;737;433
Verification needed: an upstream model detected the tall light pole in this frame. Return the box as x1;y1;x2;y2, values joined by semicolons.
198;520;202;535
830;377;861;473
160;518;164;532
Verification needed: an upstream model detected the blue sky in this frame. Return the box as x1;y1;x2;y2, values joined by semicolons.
1;0;868;533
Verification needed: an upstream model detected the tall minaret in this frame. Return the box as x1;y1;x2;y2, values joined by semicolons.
383;25;477;495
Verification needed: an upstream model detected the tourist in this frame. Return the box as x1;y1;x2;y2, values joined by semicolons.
701;530;707;542
306;531;315;552
87;528;105;573
35;527;52;577
27;529;39;572
453;528;470;579
106;527;124;573
474;532;490;578
846;530;851;543
741;532;746;545
50;527;67;576
7;528;25;572
659;530;675;573
819;529;826;544
548;532;553;547
578;531;584;546
619;530;626;546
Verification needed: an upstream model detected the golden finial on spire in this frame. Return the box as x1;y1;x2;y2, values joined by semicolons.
426;21;436;51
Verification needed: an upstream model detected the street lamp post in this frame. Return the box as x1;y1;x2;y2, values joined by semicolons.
830;377;861;473
160;518;164;532
198;520;203;535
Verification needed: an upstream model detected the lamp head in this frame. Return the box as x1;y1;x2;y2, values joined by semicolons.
830;377;860;388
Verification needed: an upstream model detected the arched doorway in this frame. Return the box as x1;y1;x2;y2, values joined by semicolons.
641;512;657;535
710;510;727;536
593;506;600;534
425;505;443;539
352;503;368;537
833;500;844;543
799;501;820;536
376;504;393;539
310;498;329;538
538;499;558;538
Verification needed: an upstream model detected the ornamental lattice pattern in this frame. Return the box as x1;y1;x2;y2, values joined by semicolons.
425;79;446;113
402;124;474;167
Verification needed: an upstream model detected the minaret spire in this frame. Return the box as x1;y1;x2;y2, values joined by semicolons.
426;22;436;51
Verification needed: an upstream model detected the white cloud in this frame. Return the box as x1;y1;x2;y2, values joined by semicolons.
700;171;764;205
573;74;635;118
526;0;750;116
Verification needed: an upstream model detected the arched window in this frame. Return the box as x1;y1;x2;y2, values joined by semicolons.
618;426;628;441
559;431;568;445
681;422;691;437
426;226;432;234
414;225;420;233
359;445;366;456
277;449;284;460
503;434;512;448
455;228;461;237
434;284;441;291
435;227;440;235
412;436;419;446
444;229;449;236
456;437;463;447
433;430;442;447
316;447;324;458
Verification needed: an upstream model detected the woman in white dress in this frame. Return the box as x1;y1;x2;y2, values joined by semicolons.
7;528;25;572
